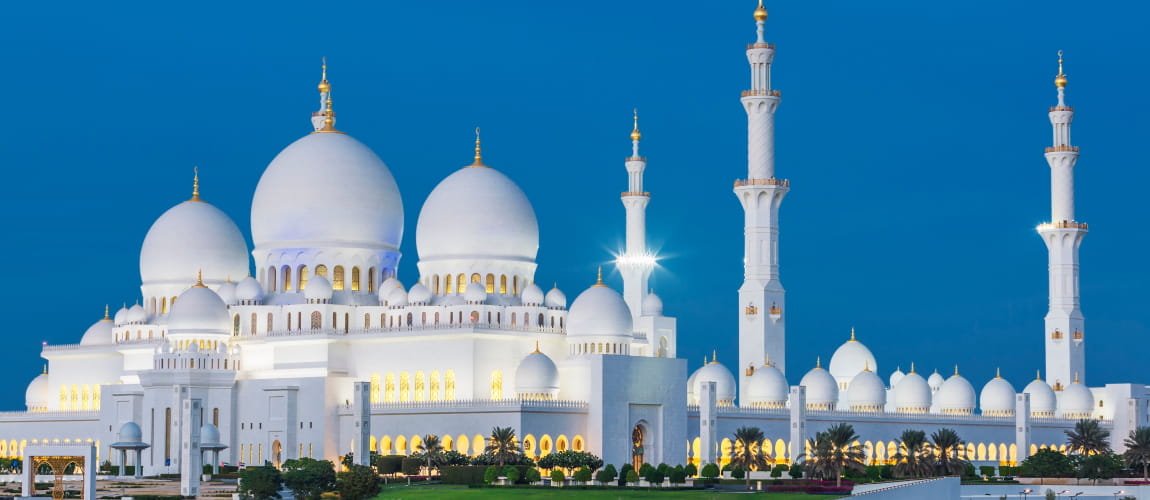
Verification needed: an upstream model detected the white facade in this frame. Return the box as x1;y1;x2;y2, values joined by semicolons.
3;2;1148;477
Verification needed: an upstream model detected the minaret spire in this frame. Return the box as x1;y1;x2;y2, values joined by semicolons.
189;166;202;202
311;57;340;133
1038;50;1086;388
619;109;654;323
737;1;788;401
468;127;487;167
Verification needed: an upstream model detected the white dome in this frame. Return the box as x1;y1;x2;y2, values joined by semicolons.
744;364;789;408
514;349;560;398
113;306;129;326
464;282;487;304
829;332;877;384
117;422;143;443
545;286;567;309
25;372;50;410
1023;377;1057;417
305;275;333;301
687;366;701;404
799;365;839;410
126;303;147;324
216;281;238;305
642;291;664;316
980;375;1016;416
140;199;248;287
200;423;221;445
380;278;402;295
521;283;544;306
416;165;537;264
236;276;264;303
1058;380;1094;418
889;367;905;388
846;369;886;412
80;316;115;346
892;372;932;413
936;372;977;415
690;361;737;406
927;370;945;392
566;285;632;338
167;285;230;335
388;286;410;307
252;133;404;253
408;283;432;305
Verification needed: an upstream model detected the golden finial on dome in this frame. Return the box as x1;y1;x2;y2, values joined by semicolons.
711;349;718;364
194;269;206;288
318;57;331;94
764;353;772;367
995;367;1002;379
863;360;871;372
593;267;607;287
533;340;541;354
468;127;488;167
630;108;642;141
1055;50;1067;88
318;95;339;132
1036;369;1042;381
909;362;916;374
815;356;821;369
189;166;202;202
43;364;47;375
754;0;767;22
954;364;959;376
849;327;856;342
1073;372;1080;383
102;304;111;321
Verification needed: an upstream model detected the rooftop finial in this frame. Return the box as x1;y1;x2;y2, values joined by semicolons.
469;127;486;167
849;327;856;342
863;360;871;372
320;95;338;132
319;57;330;94
909;362;916;374
764;353;772;366
754;0;767;22
1055;50;1067;88
954;364;959;376
712;349;718;364
194;269;206;288
42;364;47;375
630;108;642;142
103;304;110;321
816;356;821;369
593;266;606;287
1073;372;1080;383
1036;369;1042;381
996;367;1002;379
533;340;541;354
189;166;202;202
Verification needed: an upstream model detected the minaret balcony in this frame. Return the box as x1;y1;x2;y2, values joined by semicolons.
746;42;775;50
1038;220;1088;230
734;178;789;188
625;156;647;162
1049;105;1074;112
1044;145;1079;153
741;89;781;97
621;191;650;197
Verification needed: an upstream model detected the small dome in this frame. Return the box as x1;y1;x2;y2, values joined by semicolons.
936;372;977;415
514;348;560;398
566;285;632;338
744;363;788;408
126;303;148;324
687;367;701;404
521;283;544;306
80;316;115;346
216;281;238;305
642;291;664;316
846;369;886;412
25;372;50;411
305;275;333;301
800;365;838;410
380;278;402;294
140;199;249;288
545;286;567;309
118;422;143;443
889;367;905;388
1023;377;1057;417
927;370;945;392
200;423;221;445
690;360;737;406
1058;379;1094;418
408;283;432;305
236;276;264;303
892;372;932;414
980;374;1017;417
388;286;410;307
829;330;877;384
167;285;230;335
113;305;130;326
464;282;487;304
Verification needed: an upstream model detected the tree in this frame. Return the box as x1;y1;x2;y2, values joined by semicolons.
1020;449;1075;477
485;426;518;467
594;468;615;484
503;465;521;483
625;469;639;484
931;428;967;476
1066;419;1111;455
669;466;687;484
525;467;541;483
550;469;565;484
573;466;592;482
801;423;866;487
789;463;804;479
618;464;634;486
700;463;720;479
729;426;768;490
536;451;603;474
1124;426;1150;481
239;464;283;500
1077;453;1121;484
336;464;380;500
684;463;697;477
892;430;933;478
645;464;665;485
416;434;444;474
281;458;336;500
483;466;498;484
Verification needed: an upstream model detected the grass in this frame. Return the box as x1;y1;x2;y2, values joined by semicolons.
372;484;846;499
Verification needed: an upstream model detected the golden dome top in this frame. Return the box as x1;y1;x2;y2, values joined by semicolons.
1055;50;1067;88
754;0;768;22
318;57;331;93
630;108;641;141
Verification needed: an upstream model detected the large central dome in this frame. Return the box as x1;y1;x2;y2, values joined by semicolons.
251;133;404;252
416;165;538;262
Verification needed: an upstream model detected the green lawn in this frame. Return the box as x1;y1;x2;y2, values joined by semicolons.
372;484;846;499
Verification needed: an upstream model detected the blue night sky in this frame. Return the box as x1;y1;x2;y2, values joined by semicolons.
1;1;1147;409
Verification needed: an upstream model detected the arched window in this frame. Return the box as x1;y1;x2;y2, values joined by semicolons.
384;373;396;402
445;274;454;294
287;313;292;330
298;265;309;290
344;313;349;333
471;273;482;286
233;314;240;336
370;374;381;403
538;314;544;327
315;264;328;278
415;371;426;401
432;275;440;294
445;370;456;400
485;274;495;294
310;311;322;329
513;276;519;295
550;317;555;328
161;297;168;315
470;311;479;323
399;372;411;402
430;371;441;401
421;312;427;325
455;273;466;293
406;312;413;326
351;267;361;291
332;266;345;290
251;313;257;334
364;313;370;329
282;266;292;291
150;297;157;315
500;275;507;294
511;314;517;326
434;312;440;324
367;267;376;292
267;313;274;332
81;385;91;410
490;371;503;400
268;266;277;292
332;312;337;329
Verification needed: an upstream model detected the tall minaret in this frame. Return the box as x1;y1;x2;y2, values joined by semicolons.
736;0;788;399
1038;51;1086;389
619;109;654;323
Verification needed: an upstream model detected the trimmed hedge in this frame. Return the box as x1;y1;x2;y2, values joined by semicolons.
441;465;533;485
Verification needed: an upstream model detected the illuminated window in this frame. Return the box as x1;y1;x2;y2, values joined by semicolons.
298;265;309;290
161;297;168;315
430;371;441;401
344;313;349;333
368;267;376;292
490;371;503;400
370;374;381;403
364;313;370;329
251;313;257;334
470;311;479;323
93;385;101;410
267;313;274;332
445;274;453;294
333;266;345;290
310;311;321;329
513;276;519;295
213;408;219;426
432;275;440;294
406;312;413;325
351;267;361;291
400;372;411;402
457;273;467;293
445;371;456;400
315;265;328;278
415;371;426;401
385;373;396;402
283;266;292;291
268;266;277;292
500;275;507;294
434;312;440;324
471;273;482;285
485;274;495;294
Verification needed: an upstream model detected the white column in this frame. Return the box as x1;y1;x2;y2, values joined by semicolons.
699;381;718;467
788;386;806;464
353;381;371;466
1015;393;1031;463
180;398;202;497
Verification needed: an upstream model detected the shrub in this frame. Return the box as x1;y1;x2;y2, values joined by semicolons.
644;465;665;484
373;454;405;475
656;463;670;477
483;466;498;484
979;465;997;478
879;465;894;480
684;463;697;477
336;464;380;500
638;463;654;478
788;463;804;479
440;466;486;485
963;463;978;480
618;464;634;486
730;467;745;479
625;470;639;484
502;466;520;483
525;467;541;483
400;457;422;476
281;458;336;500
573;466;593;482
669;467;686;484
865;465;882;482
535;450;602;472
700;463;720;479
238;465;282;500
550;469;565;484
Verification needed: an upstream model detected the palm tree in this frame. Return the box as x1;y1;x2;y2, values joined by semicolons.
416;434;443;474
485;426;518;467
729;426;768;490
892;429;932;478
1066;419;1111;455
799;423;865;487
1123;426;1150;480
930;428;966;476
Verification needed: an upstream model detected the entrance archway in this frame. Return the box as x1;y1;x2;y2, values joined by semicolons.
272;440;282;468
631;424;647;471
